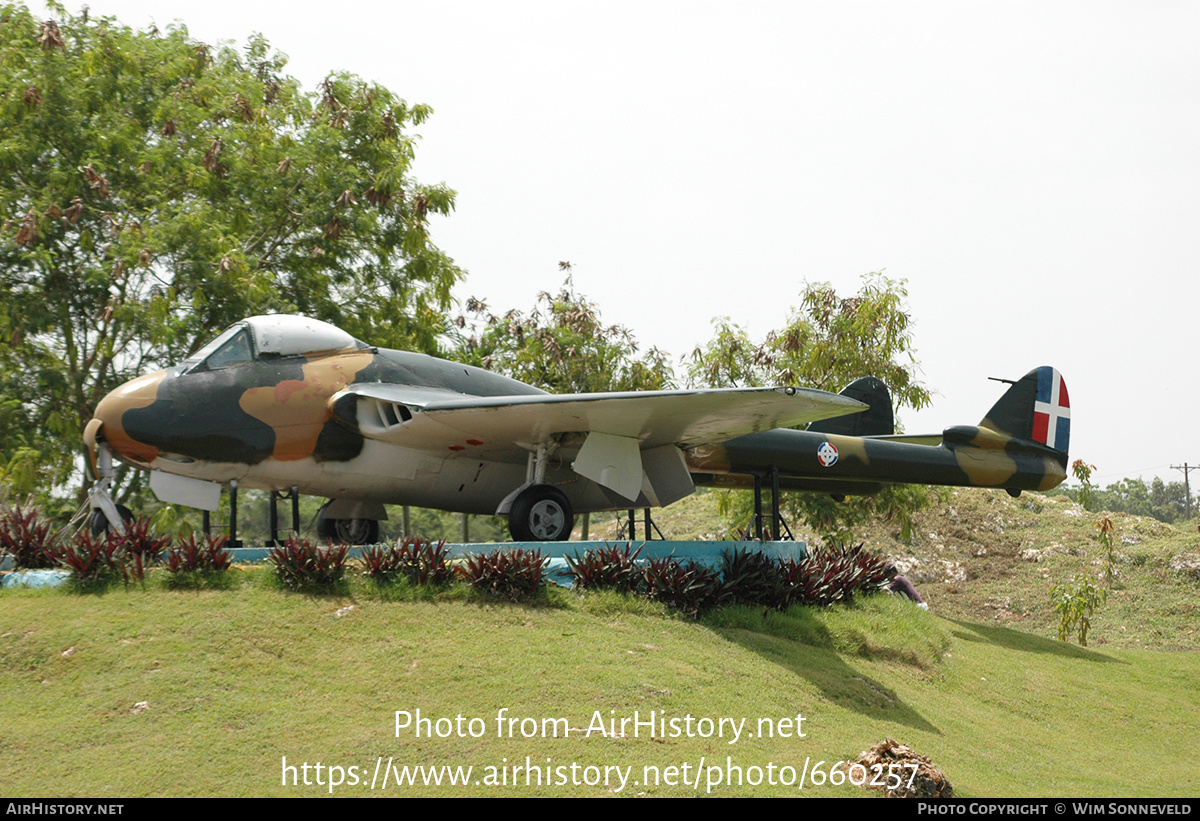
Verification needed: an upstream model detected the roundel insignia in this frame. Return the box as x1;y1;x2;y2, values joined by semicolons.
817;442;839;467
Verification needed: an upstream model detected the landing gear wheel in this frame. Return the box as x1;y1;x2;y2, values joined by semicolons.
89;504;134;536
508;485;574;542
316;502;380;545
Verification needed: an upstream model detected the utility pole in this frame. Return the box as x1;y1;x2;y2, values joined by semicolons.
1171;463;1197;519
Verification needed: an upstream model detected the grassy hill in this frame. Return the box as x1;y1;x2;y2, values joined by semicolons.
588;487;1200;652
2;487;1198;797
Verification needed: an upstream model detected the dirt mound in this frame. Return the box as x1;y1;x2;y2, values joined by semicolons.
856;738;953;798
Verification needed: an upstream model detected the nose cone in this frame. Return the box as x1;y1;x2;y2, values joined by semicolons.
91;370;169;467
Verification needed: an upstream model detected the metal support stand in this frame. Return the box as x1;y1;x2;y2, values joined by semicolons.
770;466;782;542
617;508;664;541
748;468;793;541
267;486;301;545
753;475;764;540
227;480;242;548
645;510;665;540
768;466;794;541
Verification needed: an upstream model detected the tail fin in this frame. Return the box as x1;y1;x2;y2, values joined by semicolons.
980;366;1070;453
807;377;895;436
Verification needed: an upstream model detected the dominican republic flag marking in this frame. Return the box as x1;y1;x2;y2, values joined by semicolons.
1032;367;1070;451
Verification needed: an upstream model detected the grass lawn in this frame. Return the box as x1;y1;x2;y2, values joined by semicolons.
2;568;1197;797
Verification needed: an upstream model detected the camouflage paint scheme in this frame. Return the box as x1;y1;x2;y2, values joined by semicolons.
89;324;549;514
687;424;1065;494
688;367;1068;495
85;315;1069;537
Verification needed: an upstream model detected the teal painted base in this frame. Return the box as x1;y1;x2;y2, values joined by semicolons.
225;539;808;588
2;541;807;590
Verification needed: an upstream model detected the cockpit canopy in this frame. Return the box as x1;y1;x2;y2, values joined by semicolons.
182;315;368;373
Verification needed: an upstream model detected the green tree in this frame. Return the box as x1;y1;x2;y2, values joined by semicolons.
687;273;935;543
686;272;930;407
0;3;461;503
1061;472;1192;525
1148;477;1189;523
454;264;675;393
1097;477;1153;519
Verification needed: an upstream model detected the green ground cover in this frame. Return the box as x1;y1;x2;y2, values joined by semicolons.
2;564;1197;797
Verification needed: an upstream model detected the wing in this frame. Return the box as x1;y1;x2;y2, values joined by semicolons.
333;383;865;450
328;384;866;503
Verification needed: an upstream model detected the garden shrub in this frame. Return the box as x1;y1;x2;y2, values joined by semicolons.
463;548;547;602
719;547;786;609
361;538;452;585
642;556;723;618
268;536;348;589
49;531;134;588
566;542;643;593
163;534;234;588
0;503;57;569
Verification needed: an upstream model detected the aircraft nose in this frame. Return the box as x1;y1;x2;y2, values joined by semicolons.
90;371;169;467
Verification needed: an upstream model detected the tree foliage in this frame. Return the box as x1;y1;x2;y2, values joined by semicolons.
1064;460;1192;524
0;3;462;500
687;273;935;543
686;272;931;411
453;264;674;393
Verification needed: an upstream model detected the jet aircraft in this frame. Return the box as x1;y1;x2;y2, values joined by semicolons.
83;314;1071;542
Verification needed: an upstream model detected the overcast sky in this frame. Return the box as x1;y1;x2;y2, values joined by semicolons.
38;0;1200;488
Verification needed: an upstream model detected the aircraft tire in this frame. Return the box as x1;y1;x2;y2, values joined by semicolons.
316;503;380;545
89;504;134;537
509;485;574;542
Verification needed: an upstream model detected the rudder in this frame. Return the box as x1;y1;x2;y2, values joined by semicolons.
980;366;1070;453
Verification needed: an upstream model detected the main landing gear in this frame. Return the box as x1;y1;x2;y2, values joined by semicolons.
505;441;575;541
316;501;380;545
508;485;574;542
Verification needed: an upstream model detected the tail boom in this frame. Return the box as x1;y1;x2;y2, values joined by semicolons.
687;427;1066;494
686;366;1070;495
